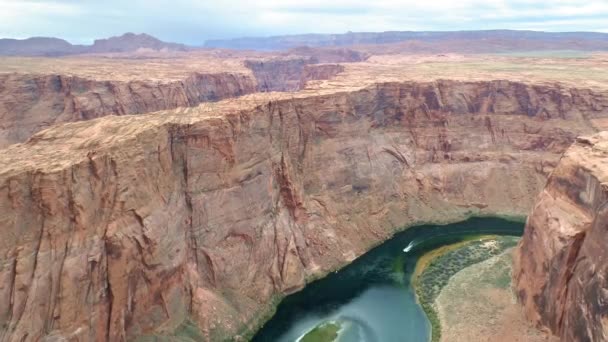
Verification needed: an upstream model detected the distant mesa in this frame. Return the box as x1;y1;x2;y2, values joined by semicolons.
0;37;86;56
0;32;190;56
4;30;608;56
205;29;608;52
88;32;189;53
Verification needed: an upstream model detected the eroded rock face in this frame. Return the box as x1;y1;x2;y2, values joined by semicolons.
243;55;355;92
0;80;607;341
244;57;315;91
0;72;257;148
285;46;370;63
514;132;608;342
0;58;351;148
298;64;345;89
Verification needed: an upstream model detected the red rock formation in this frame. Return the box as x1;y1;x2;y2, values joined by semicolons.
0;72;257;148
0;80;607;341
285;46;370;63
0;58;352;148
298;64;345;89
243;53;360;93
244;57;315;91
514;132;608;342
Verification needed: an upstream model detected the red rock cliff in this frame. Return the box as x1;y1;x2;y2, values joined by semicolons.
0;80;607;341
0;72;257;148
0;59;350;148
514;132;608;342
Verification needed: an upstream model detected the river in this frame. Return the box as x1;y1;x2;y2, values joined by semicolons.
252;217;523;342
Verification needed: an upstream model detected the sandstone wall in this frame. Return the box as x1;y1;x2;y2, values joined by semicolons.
244;57;314;91
298;64;345;89
0;72;257;148
243;57;350;92
0;59;350;148
514;132;608;342
1;80;607;341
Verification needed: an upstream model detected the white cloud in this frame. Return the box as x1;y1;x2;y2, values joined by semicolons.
0;0;82;25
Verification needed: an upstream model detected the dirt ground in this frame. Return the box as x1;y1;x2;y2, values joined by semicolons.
435;248;559;342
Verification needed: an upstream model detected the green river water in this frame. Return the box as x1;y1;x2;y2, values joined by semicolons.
252;217;523;342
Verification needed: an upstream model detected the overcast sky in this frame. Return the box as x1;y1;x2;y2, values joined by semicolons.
1;0;607;45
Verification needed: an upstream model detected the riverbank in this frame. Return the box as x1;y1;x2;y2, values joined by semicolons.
435;247;554;342
252;218;524;341
413;236;520;342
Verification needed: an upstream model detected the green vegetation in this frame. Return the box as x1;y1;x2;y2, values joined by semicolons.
414;236;519;342
236;294;283;341
300;321;341;342
173;319;206;341
134;318;205;342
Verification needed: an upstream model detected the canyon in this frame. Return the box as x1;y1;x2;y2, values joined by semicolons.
1;33;608;342
3;51;607;150
1;64;608;340
0;52;358;148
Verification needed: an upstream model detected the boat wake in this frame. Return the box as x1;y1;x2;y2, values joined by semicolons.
403;241;415;253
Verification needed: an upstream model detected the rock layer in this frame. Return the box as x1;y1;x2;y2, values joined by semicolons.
0;80;607;341
0;57;351;148
514;132;608;342
0;72;257;148
298;64;345;89
244;57;317;91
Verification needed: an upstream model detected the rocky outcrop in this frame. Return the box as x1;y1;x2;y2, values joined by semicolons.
514;132;608;342
244;57;353;91
285;46;369;63
0;56;354;148
0;80;607;341
0;72;257;148
298;64;345;89
244;57;315;91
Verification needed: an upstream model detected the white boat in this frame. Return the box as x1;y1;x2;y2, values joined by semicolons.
403;241;414;253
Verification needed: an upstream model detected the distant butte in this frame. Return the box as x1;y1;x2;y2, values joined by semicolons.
0;32;190;56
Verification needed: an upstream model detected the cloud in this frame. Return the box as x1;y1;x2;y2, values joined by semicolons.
0;0;606;44
0;0;83;36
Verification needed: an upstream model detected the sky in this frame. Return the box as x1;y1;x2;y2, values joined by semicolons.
1;0;608;45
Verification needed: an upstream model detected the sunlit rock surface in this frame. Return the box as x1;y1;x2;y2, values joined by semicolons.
515;132;608;342
0;78;607;341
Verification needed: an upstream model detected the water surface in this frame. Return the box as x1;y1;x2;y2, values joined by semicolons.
252;217;523;342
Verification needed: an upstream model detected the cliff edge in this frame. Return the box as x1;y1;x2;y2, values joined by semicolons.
515;131;608;342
